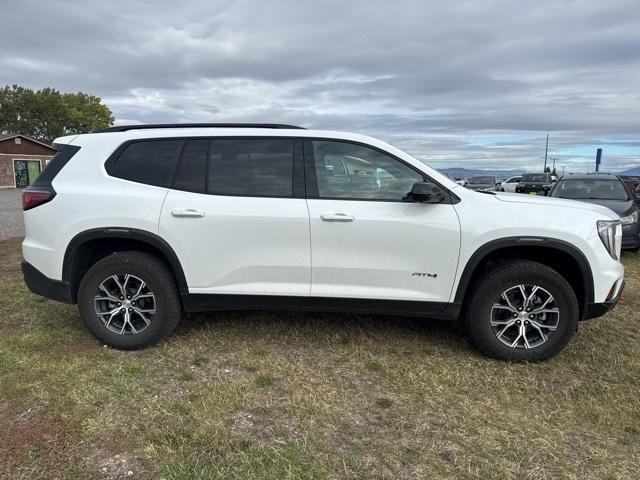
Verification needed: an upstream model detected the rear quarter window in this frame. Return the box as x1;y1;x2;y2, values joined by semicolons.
107;139;184;187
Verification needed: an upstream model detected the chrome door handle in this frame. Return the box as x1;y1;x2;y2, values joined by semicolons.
171;209;205;218
320;213;355;222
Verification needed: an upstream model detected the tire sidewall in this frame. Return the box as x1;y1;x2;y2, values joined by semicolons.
468;264;579;361
78;255;178;349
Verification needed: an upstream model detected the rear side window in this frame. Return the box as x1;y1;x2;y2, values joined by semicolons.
108;140;184;187
208;139;294;197
173;140;208;193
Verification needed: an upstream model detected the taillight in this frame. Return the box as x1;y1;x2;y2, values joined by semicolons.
22;186;56;210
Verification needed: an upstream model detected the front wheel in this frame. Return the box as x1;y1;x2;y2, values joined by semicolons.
77;251;181;349
464;260;579;361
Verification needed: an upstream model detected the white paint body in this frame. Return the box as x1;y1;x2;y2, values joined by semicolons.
23;128;623;305
500;176;522;192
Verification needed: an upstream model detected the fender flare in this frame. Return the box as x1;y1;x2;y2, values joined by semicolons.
62;227;189;295
453;236;595;305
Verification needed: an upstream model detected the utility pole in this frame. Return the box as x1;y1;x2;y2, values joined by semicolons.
595;148;602;173
543;133;549;172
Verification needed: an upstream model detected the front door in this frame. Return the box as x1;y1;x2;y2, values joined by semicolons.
159;137;311;297
14;160;41;188
305;139;460;305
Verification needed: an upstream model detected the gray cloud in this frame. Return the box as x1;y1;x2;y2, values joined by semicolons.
1;0;639;171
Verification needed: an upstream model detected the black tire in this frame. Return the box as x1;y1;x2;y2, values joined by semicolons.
464;260;579;362
77;251;181;349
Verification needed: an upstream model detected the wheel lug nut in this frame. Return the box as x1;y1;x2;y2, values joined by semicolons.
526;307;531;312
529;314;534;319
516;320;521;325
119;296;124;300
117;302;121;306
128;307;132;312
513;313;518;318
120;308;125;313
131;301;136;305
524;320;530;325
518;307;523;311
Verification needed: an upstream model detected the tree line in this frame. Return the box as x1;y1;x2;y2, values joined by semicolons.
0;85;114;145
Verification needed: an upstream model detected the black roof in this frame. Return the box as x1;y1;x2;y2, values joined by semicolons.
96;123;306;133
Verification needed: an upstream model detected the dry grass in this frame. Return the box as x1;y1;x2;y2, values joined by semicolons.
1;236;639;479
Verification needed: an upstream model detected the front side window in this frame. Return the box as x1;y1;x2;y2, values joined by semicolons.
208;138;294;197
108;139;184;187
311;140;423;200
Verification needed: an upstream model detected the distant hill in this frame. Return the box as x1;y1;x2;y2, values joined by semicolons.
437;167;527;181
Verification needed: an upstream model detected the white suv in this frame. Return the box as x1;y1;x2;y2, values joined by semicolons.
21;124;624;361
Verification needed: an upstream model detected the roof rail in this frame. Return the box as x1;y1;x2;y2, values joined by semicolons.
96;123;306;133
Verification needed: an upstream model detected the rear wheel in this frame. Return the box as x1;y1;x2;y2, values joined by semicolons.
464;260;579;361
77;251;181;349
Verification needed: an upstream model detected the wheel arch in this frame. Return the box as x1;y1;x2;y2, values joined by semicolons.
63;228;188;303
454;237;594;318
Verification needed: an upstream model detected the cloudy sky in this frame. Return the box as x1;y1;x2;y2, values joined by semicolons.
1;0;639;172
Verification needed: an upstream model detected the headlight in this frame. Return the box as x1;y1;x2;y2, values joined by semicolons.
597;220;622;260
620;210;638;225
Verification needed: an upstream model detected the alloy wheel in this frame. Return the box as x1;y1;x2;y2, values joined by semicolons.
93;274;156;335
490;284;560;349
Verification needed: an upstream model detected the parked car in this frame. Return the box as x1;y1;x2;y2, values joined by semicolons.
549;174;640;251
515;173;553;195
465;175;498;192
498;175;522;193
21;123;624;361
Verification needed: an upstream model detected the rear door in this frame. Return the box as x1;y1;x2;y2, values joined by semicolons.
304;139;460;305
159;137;311;297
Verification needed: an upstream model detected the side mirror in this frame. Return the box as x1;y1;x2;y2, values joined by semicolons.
408;181;446;203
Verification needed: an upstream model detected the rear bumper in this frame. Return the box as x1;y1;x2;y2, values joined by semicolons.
583;280;624;320
21;260;74;304
515;187;549;195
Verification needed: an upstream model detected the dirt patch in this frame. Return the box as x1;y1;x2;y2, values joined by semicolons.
0;237;23;275
0;406;81;475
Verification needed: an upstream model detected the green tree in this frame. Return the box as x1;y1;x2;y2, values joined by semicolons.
0;85;114;144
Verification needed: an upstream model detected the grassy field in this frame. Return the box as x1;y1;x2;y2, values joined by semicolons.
1;236;639;479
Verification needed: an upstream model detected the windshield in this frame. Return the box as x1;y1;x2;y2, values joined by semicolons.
550;179;630;201
469;176;495;184
521;174;549;183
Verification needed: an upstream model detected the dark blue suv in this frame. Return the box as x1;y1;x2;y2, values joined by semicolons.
549;173;640;251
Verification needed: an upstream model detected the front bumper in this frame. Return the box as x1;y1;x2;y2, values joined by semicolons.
22;260;74;304
583;280;624;320
621;223;640;250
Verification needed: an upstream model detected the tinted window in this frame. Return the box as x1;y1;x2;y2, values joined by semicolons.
109;140;184;187
312;140;423;200
208;139;293;197
550;179;630;201
173;140;207;193
522;174;550;182
469;176;495;184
